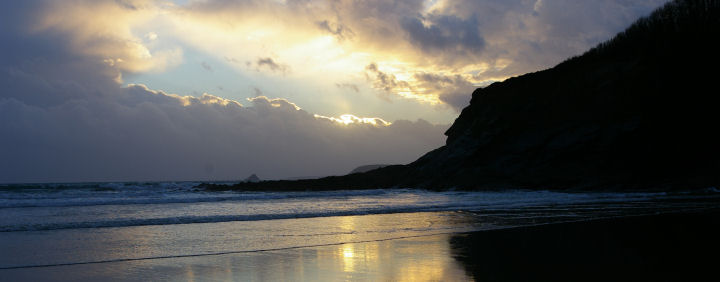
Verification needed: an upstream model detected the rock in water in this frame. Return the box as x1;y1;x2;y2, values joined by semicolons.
244;174;260;183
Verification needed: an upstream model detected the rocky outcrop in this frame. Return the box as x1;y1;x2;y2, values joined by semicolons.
244;174;260;183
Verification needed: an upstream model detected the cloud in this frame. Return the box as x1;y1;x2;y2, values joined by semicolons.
201;61;213;72
128;0;666;112
335;83;360;93
0;3;447;182
0;0;670;182
401;14;485;59
254;57;289;74
314;114;392;126
31;0;183;77
145;32;158;41
533;0;544;13
363;63;473;109
364;63;410;93
0;84;447;182
252;87;264;96
412;72;475;111
17;0;666;112
316;20;355;41
224;57;241;64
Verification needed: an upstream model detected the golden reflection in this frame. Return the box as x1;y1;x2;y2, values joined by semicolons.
316;214;471;281
341;244;355;272
338;216;357;273
322;236;467;281
342;245;354;258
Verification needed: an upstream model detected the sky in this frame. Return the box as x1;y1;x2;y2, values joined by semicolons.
0;0;668;183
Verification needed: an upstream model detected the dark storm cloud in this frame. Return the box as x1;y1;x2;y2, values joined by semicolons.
0;84;447;183
0;1;447;183
432;0;670;75
401;14;485;55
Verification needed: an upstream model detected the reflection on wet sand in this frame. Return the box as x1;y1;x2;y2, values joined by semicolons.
279;234;470;282
210;231;472;281
200;234;470;281
1;233;472;281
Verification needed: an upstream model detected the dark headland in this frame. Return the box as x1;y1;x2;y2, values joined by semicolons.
201;0;720;192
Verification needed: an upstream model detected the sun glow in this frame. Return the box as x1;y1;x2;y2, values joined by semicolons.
314;114;392;126
32;0;486;119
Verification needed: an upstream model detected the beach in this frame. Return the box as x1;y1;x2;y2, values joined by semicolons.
1;233;471;281
1;185;719;281
2;1;719;281
451;208;720;282
2;208;718;281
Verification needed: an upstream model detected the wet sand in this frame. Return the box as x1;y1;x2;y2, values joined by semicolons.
0;233;473;281
451;208;720;282
2;209;718;281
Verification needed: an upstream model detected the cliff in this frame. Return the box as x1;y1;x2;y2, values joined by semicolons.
202;0;720;191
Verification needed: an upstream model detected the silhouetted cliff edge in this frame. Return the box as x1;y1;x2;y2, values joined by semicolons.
202;0;720;191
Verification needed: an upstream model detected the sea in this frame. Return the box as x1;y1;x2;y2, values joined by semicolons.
1;182;718;281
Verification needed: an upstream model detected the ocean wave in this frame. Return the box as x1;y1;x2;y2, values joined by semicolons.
0;188;396;209
4;196;714;232
0;206;468;232
2;184;718;232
